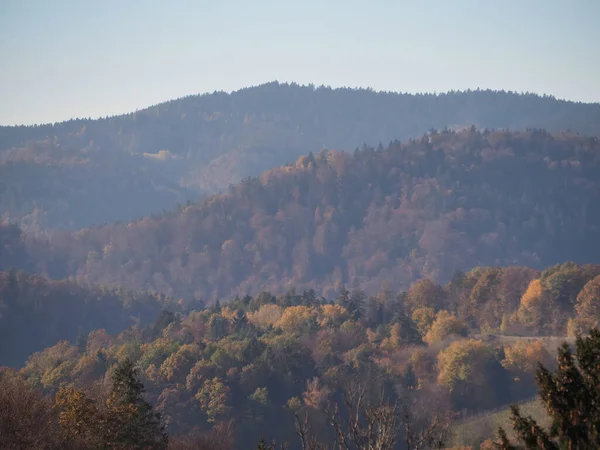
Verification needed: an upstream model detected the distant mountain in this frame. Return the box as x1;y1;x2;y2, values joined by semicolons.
1;82;599;230
15;128;600;301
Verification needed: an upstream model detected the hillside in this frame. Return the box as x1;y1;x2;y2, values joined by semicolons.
2;82;600;230
0;271;182;367
14;128;600;302
14;262;600;446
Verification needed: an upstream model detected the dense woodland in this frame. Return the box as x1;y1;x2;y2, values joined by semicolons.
2;83;600;449
0;270;184;367
2;82;600;230
4;128;599;303
3;262;600;448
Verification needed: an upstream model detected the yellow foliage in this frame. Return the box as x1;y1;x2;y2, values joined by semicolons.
318;304;349;327
220;306;236;321
195;377;231;423
423;310;467;345
412;307;437;335
246;304;283;329
437;339;493;390
380;323;403;352
516;279;554;332
55;386;101;442
502;340;553;375
570;275;600;335
366;328;379;345
276;305;316;333
520;279;544;309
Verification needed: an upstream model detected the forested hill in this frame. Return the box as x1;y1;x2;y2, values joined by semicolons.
2;82;600;231
15;128;600;302
0;270;182;367
12;262;600;446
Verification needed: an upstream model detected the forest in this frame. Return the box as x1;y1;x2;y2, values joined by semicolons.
2;82;600;231
3;261;600;448
3;128;599;304
2;85;600;448
0;270;184;367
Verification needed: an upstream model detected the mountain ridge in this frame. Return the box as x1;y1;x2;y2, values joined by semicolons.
3;82;600;129
6;128;599;303
2;82;599;231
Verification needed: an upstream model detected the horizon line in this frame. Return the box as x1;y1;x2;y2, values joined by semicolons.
2;80;599;128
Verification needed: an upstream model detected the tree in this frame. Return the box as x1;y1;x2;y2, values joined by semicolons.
411;307;437;336
406;279;446;314
195;377;231;423
276;305;317;333
55;385;104;448
437;339;509;411
302;377;331;410
501;340;554;398
292;380;449;450
0;370;74;450
423;310;467;345
389;299;422;345
568;275;600;336
105;358;168;449
500;328;600;449
516;279;562;335
337;287;365;320
208;315;229;340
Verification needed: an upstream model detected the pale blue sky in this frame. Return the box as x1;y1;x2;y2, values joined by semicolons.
1;0;599;125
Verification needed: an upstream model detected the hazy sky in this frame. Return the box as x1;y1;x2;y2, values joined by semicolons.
1;0;599;125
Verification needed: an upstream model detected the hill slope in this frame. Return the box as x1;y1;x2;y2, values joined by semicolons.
17;128;600;301
16;261;598;444
0;270;181;367
2;82;600;230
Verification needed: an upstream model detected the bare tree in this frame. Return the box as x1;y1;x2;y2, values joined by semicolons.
397;385;451;450
291;380;450;450
328;381;399;450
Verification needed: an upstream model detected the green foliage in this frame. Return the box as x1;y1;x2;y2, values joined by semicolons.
249;386;269;405
11;263;600;447
54;358;168;449
106;359;168;449
195;377;231;423
501;329;600;449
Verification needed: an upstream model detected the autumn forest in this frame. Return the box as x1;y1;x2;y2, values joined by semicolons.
2;83;600;449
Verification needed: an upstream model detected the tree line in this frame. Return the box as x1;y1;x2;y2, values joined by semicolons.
4;261;600;447
6;129;599;303
2;82;600;231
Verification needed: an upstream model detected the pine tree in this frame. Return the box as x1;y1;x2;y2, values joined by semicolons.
106;358;168;449
500;328;600;449
391;294;422;345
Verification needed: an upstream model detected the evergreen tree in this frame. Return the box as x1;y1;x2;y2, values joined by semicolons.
336;287;351;309
500;328;600;449
106;358;168;449
392;294;422;345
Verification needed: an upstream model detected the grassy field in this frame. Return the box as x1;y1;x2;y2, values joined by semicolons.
449;398;550;448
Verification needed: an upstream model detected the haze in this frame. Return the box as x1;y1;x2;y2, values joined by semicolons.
1;0;599;125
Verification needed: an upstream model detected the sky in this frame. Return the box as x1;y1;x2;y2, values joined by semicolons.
1;0;599;125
